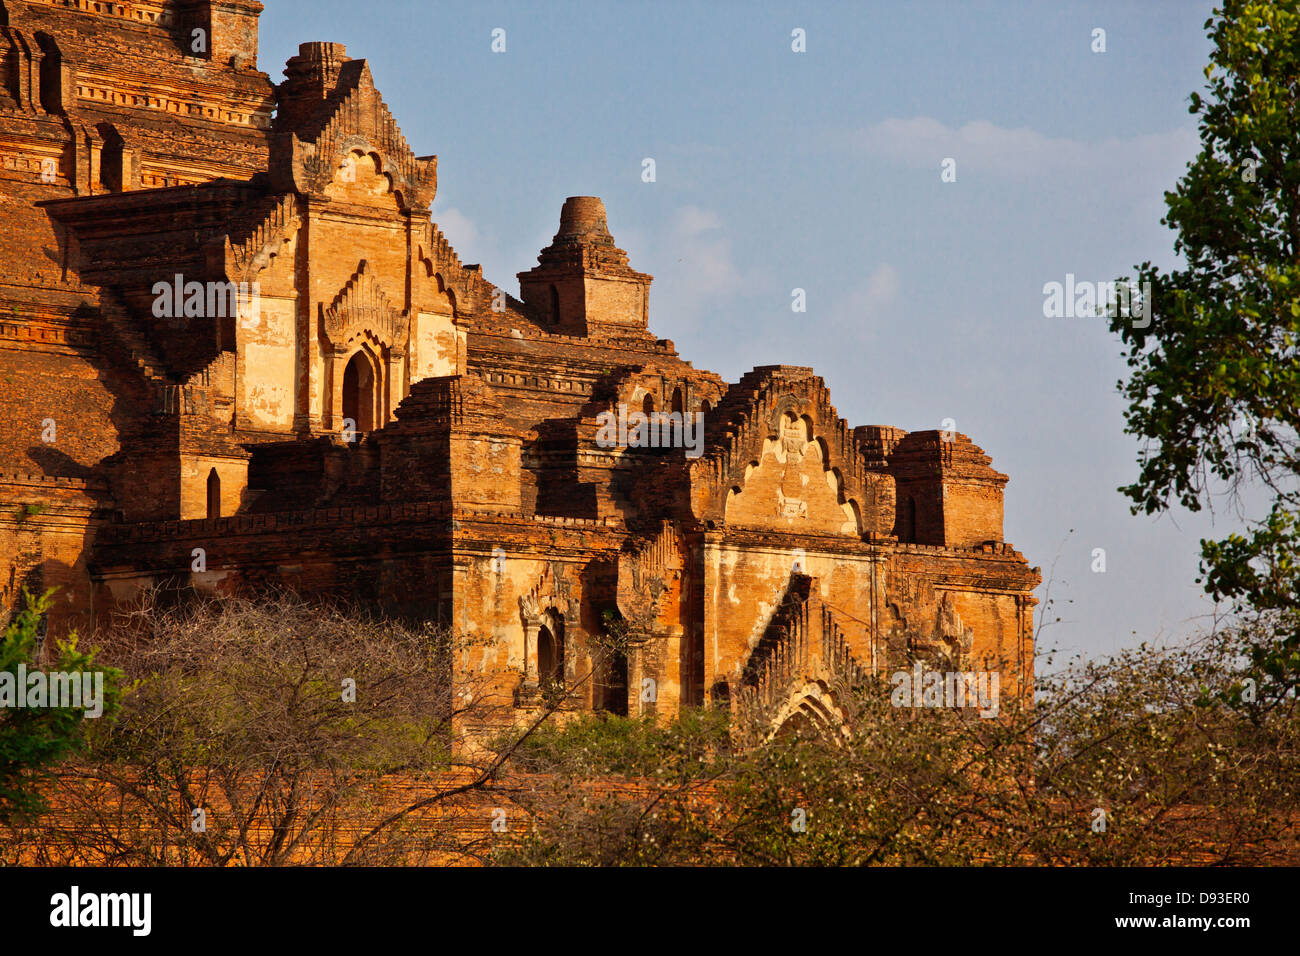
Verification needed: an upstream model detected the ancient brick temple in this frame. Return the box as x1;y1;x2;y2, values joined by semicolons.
0;1;1039;730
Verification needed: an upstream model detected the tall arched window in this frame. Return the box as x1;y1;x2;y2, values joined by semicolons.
641;393;655;416
97;123;124;192
603;647;628;715
711;679;731;708
549;284;560;325
537;615;565;687
342;349;378;434
597;610;627;714
670;386;684;414
0;6;13;109
34;33;63;115
206;468;221;520
902;496;917;542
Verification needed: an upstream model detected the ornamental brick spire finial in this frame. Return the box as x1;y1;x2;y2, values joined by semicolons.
517;196;653;336
535;196;628;268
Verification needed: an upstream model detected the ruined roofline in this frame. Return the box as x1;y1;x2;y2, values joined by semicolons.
3;0;274;111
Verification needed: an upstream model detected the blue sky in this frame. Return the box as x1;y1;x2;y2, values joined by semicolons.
259;0;1236;660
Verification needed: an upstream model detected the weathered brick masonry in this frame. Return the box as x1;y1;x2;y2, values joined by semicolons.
0;0;1039;731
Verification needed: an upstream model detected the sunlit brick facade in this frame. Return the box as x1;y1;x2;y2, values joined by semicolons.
0;1;1039;731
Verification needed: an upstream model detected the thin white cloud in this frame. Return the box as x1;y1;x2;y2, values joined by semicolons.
858;262;900;312
435;206;479;247
854;117;1197;180
666;204;746;300
674;204;724;237
827;263;900;341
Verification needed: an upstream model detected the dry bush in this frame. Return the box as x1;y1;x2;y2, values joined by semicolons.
2;591;571;865
499;625;1300;866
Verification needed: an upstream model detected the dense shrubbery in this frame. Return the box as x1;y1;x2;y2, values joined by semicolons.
2;592;1295;866
2;593;511;865
496;623;1299;865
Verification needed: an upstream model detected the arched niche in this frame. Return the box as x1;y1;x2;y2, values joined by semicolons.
96;122;125;192
322;263;409;432
537;621;562;686
206;468;221;520
766;681;849;745
325;148;397;207
341;345;382;435
34;32;64;115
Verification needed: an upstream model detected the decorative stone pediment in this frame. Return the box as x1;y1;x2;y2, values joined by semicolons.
723;411;861;535
270;51;437;211
687;366;868;534
907;592;975;667
220;193;301;283
321;261;409;352
616;521;682;636
519;562;576;625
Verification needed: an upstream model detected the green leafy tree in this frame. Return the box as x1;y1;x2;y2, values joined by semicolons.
1113;0;1300;682
0;589;122;823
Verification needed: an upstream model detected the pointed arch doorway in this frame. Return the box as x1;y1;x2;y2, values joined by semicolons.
342;348;380;435
537;611;565;688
